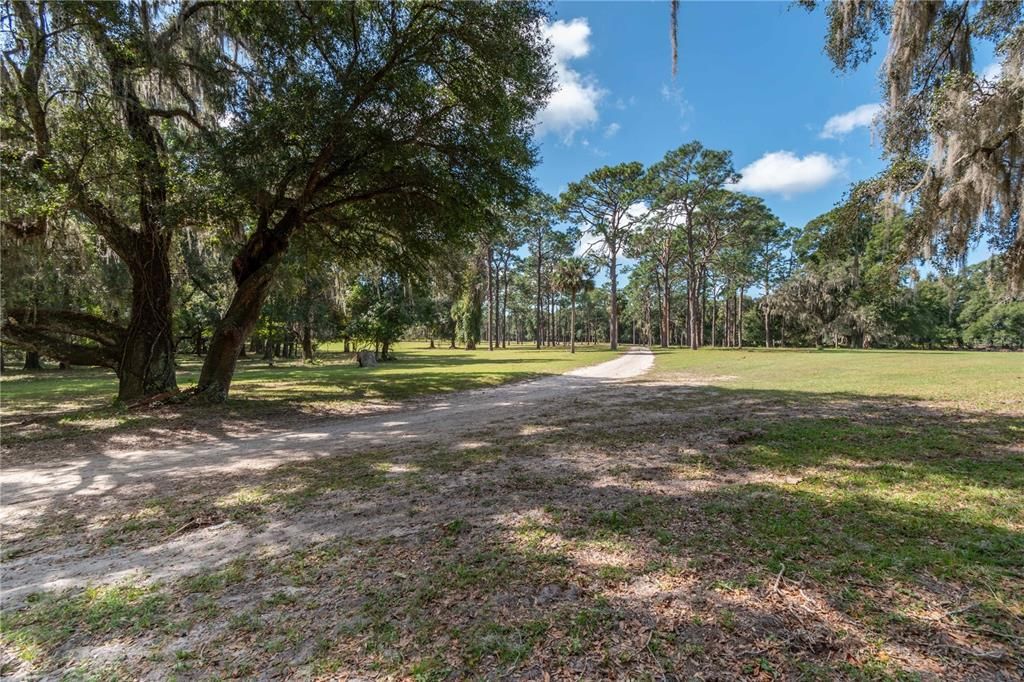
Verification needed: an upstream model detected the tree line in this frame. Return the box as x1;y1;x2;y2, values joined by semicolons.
3;1;1021;406
1;0;551;401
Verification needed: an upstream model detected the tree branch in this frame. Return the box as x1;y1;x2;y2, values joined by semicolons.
2;308;126;368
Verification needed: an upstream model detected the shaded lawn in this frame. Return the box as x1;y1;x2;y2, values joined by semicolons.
0;343;617;446
2;349;1021;679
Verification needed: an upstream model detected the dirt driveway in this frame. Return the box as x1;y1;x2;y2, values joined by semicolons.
2;346;1018;680
1;348;654;605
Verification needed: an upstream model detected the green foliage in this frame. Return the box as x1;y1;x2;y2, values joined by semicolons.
771;180;1024;349
806;0;1023;283
552;257;594;299
3;0;555;400
454;291;483;350
963;301;1024;349
345;275;414;357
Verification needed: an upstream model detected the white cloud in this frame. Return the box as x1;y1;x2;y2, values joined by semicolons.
217;111;237;129
575;230;604;257
544;17;591;61
981;61;1002;83
575;202;647;257
536;18;604;142
820;103;881;139
603;122;621;138
733;151;844;197
660;82;693;123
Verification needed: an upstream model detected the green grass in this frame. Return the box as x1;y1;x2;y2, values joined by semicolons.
650;347;1024;410
0;342;618;442
3;346;1021;678
0;584;168;665
598;347;1024;660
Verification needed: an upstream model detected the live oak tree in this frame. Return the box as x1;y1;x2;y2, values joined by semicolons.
193;1;551;400
344;272;411;361
454;244;486;351
558;162;646;350
804;0;1024;284
667;1;1022;284
783;181;920;349
0;213;128;368
1;0;230;400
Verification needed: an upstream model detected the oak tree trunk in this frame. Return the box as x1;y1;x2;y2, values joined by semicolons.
196;211;295;401
301;323;314;362
117;236;178;402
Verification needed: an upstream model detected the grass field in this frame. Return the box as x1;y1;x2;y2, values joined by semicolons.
1;347;1022;679
651;347;1024;411
0;342;617;447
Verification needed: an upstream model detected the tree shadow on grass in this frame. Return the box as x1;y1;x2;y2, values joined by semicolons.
1;378;1022;678
0;348;615;451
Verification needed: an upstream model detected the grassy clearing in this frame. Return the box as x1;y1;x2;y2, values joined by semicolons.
650;346;1024;411
0;342;617;446
2;348;1021;679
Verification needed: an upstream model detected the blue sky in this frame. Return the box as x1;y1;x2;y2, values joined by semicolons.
532;1;997;273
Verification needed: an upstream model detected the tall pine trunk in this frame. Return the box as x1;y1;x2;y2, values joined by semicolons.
609;251;618;350
711;291;718;347
502;267;509;348
687;265;699;350
535;234;543;349
486;246;494;351
738;288;743;348
661;264;671;348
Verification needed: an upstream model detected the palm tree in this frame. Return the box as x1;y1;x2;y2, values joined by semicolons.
554;257;595;353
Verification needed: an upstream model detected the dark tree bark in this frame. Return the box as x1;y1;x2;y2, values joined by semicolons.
1;308;135;384
4;4;191;402
661;263;671;348
535;232;543;349
609;251;619;350
23;351;41;370
117;235;178;401
301;323;314;362
196;211;295;400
